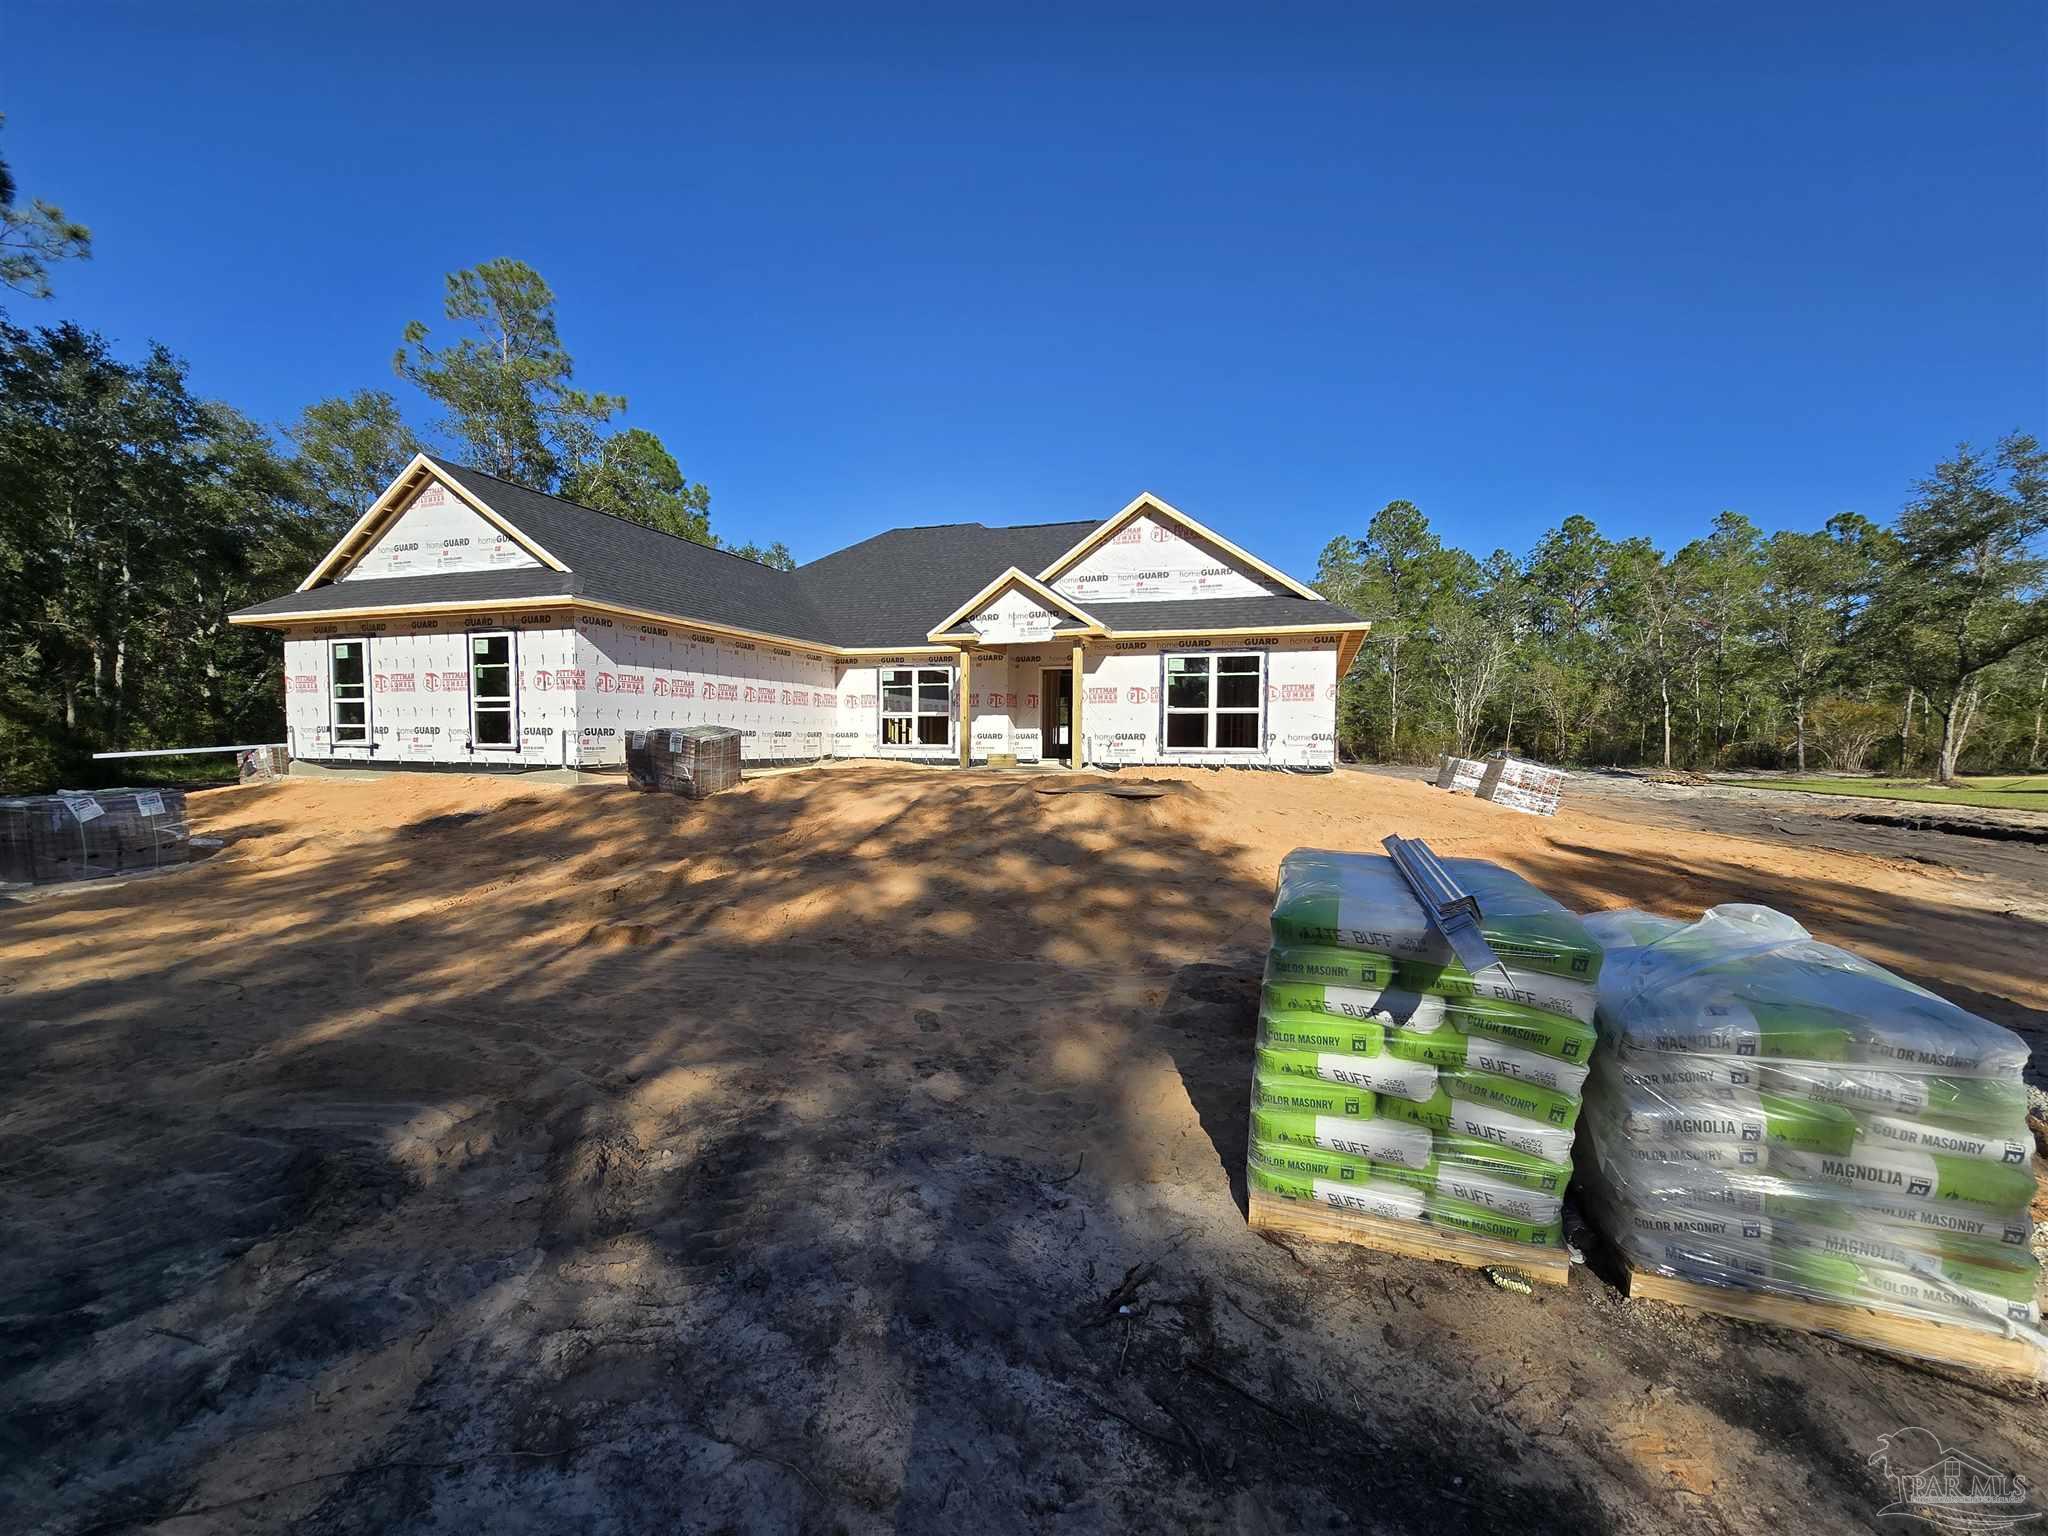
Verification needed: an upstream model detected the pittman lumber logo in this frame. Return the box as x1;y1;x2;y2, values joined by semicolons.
1869;1426;2040;1533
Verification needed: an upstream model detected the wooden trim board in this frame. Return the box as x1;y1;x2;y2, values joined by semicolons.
1621;1263;2046;1382
956;649;971;768
1246;1189;1571;1287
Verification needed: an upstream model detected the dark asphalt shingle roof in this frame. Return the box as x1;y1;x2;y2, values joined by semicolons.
231;567;577;618
1077;595;1364;631
432;461;838;645
790;520;1101;647
232;463;1365;645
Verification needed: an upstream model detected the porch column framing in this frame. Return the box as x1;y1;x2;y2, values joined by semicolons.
958;648;972;767
1070;640;1085;768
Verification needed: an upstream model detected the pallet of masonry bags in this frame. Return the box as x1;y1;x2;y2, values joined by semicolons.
1245;847;1603;1285
626;726;743;798
1579;903;2047;1381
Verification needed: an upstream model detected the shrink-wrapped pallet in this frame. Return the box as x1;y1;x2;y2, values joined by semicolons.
1248;849;1602;1273
1580;904;2043;1359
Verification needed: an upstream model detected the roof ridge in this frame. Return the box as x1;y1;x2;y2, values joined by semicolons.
428;455;795;575
895;518;1100;531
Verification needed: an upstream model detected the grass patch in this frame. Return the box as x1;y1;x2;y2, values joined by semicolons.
1717;775;2048;812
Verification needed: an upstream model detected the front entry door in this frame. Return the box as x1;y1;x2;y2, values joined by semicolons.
1041;669;1073;764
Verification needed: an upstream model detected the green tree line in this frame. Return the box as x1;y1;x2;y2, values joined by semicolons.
0;121;796;790
1316;438;2048;783
0;124;2039;793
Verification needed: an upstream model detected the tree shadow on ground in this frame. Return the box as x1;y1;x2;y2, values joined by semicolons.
0;767;2039;1536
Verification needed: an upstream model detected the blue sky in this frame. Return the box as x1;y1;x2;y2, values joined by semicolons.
6;1;2042;576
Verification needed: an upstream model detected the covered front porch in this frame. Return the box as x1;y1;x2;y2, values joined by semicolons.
954;640;1087;768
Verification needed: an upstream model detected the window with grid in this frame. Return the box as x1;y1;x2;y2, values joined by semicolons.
330;639;370;745
1163;652;1262;750
881;666;953;747
470;631;516;748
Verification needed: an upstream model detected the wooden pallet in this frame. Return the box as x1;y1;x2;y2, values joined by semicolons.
1621;1263;2047;1382
1246;1190;1572;1287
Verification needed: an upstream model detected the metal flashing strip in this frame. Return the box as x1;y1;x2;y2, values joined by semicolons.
1380;834;1508;982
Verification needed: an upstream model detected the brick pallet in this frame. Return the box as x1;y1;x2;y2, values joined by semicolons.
1477;755;1565;816
1434;754;1485;793
626;726;743;798
0;790;191;885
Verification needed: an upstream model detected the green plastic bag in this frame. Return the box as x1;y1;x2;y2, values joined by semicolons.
1253;1043;1439;1102
1264;945;1395;990
1383;1011;1593;1093
1771;1146;2038;1216
1374;1159;1564;1227
1270;849;1602;983
1585;905;2027;1076
1375;1088;1577;1164
1394;958;1598;1028
1442;1066;1583;1132
1434;1130;1574;1194
1761;1064;2029;1133
1598;1077;1855;1156
1251;1107;1437;1168
1430;1194;1563;1248
1256;1008;1386;1056
1248;1160;1430;1224
1849;1111;2032;1167
1779;1201;2038;1279
1248;1071;1375;1119
1251;1128;1431;1181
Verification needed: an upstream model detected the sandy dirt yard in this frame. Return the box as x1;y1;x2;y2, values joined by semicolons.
3;764;2044;1535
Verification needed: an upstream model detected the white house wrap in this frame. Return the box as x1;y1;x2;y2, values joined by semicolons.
237;459;1371;771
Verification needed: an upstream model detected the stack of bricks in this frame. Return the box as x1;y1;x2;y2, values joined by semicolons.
627;727;744;798
0;790;190;885
1434;755;1486;794
1477;755;1565;817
